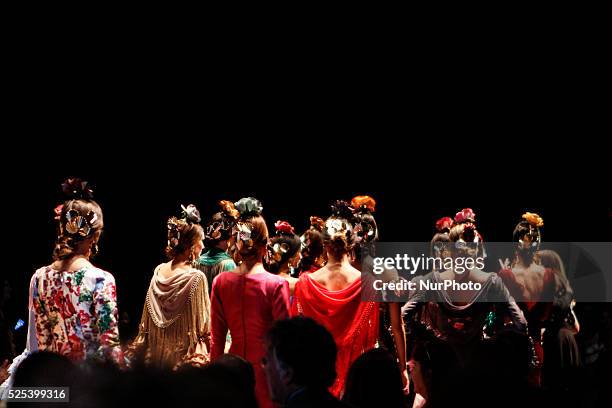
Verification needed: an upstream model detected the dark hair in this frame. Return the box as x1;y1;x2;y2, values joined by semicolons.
267;317;337;389
207;354;257;407
266;223;300;274
235;215;269;262
513;220;541;266
165;204;204;260
53;199;104;260
448;223;483;259
343;348;405;408
204;200;239;248
353;212;379;262
232;197;268;262
297;228;325;273
13;351;77;388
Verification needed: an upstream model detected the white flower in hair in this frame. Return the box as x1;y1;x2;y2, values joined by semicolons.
236;222;252;242
326;219;345;236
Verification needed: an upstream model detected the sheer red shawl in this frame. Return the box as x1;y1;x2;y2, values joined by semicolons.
291;274;379;397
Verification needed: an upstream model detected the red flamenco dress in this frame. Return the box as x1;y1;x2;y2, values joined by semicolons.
291;273;379;397
210;271;290;408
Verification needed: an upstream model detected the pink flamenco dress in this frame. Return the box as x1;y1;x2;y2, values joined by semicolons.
210;270;290;408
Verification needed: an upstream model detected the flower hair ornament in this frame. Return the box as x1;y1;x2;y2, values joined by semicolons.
325;218;353;238
518;212;543;249
206;200;239;241
231;198;262;251
325;200;355;242
61;178;94;200
435;217;454;233
330;200;355;221
351;195;376;214
167;204;201;249
56;178;98;240
454;208;476;224
267;242;290;263
234;197;263;218
351;196;378;245
234;222;254;251
274;220;295;235
452;208;481;246
309;216;325;232
220;200;240;220
522;212;544;228
353;222;376;246
167;217;181;248
54;205;64;221
263;221;297;263
181;204;201;224
61;208;98;238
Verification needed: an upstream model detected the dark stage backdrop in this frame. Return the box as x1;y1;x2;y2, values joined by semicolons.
3;166;610;348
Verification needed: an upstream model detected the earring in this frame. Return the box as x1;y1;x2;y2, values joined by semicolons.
91;243;99;258
189;250;198;267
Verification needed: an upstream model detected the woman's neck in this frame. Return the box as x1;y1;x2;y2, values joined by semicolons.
239;259;262;275
172;252;192;268
278;265;291;276
326;253;350;268
53;254;91;271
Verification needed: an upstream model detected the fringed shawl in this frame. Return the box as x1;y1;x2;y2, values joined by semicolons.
129;264;210;369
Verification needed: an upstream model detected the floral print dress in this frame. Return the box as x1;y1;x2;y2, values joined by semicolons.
1;265;122;399
31;265;122;363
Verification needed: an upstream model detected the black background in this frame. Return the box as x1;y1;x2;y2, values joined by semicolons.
2;35;610;347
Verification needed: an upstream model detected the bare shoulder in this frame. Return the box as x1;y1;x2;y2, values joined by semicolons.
308;267;326;280
345;264;362;283
530;263;546;276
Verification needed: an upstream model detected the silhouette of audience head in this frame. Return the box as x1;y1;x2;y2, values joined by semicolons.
263;317;337;403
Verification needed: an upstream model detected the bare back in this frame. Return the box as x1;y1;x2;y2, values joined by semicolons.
511;263;546;301
309;261;361;291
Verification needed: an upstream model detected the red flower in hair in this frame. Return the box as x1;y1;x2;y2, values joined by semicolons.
275;220;295;235
54;204;64;221
454;208;476;224
435;217;454;232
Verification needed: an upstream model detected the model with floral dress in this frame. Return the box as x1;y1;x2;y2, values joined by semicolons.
1;178;122;397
